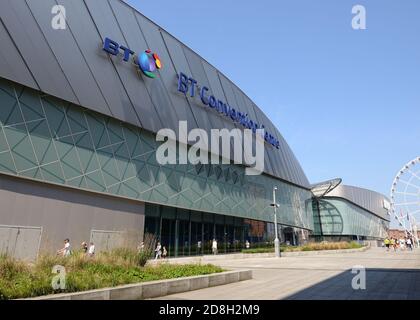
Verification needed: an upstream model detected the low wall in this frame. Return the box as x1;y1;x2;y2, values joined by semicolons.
148;245;370;264
23;269;252;300
281;245;370;256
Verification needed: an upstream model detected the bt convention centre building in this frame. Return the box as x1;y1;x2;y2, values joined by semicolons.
0;0;389;259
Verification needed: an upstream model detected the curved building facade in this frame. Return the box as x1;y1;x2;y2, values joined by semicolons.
0;0;315;258
0;0;390;259
312;185;390;241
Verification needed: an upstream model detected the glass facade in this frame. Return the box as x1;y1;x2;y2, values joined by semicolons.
0;77;314;229
312;198;388;240
144;203;302;257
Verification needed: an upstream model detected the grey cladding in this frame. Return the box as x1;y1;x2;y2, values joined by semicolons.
0;0;310;188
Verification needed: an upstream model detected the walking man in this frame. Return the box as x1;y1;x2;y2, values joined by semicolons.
384;237;390;251
57;238;71;257
212;239;218;255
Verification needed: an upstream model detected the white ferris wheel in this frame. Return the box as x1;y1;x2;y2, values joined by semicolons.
390;157;420;246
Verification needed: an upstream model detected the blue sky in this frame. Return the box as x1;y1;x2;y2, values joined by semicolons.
126;0;419;200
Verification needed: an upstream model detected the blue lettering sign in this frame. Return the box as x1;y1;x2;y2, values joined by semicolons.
103;37;119;56
119;45;134;62
176;71;281;149
177;72;189;94
200;86;209;105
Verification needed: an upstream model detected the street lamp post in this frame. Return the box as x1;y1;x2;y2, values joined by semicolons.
272;187;281;257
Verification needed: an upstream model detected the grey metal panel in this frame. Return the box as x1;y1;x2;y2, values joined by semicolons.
266;124;291;181
160;33;225;157
83;0;145;128
260;103;308;186
182;51;235;130
0;173;145;254
107;0;167;132
326;185;390;221
277;136;300;184
25;0;112;118
56;0;140;125
0;0;78;104
244;98;293;183
246;103;279;178
209;70;246;131
134;11;198;132
0;19;38;89
0;0;312;188
90;229;124;253
179;42;253;161
211;71;248;164
233;90;258;125
0;225;41;261
289;149;310;186
231;90;276;177
12;226;42;261
245;98;282;179
228;89;260;172
201;62;239;132
241;96;279;177
162;33;222;133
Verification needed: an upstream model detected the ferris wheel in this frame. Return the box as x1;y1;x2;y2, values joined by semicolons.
390;157;420;246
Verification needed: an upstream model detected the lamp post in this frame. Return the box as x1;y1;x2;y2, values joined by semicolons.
271;186;281;257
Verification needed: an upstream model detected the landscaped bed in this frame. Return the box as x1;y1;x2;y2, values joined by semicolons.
241;241;364;254
0;248;223;300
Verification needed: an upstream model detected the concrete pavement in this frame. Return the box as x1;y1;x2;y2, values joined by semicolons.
152;247;420;300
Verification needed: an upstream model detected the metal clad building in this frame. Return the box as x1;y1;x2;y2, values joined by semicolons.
0;0;388;259
313;185;390;241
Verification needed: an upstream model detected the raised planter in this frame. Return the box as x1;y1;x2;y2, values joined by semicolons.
281;245;369;256
148;246;370;264
22;269;252;300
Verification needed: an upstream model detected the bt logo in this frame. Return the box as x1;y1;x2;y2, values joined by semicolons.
102;37;162;79
138;50;162;78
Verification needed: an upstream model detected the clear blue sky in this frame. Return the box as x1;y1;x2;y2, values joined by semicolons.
126;0;419;199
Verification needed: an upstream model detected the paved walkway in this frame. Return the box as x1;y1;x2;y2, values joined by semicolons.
153;247;420;300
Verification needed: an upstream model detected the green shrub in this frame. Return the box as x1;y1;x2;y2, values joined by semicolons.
136;233;156;267
241;247;274;254
0;250;223;300
241;241;364;254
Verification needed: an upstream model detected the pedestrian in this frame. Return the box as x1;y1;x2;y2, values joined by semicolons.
212;238;218;255
384;237;390;251
245;240;250;249
57;238;71;257
155;242;162;260
399;238;405;251
197;241;202;254
81;241;88;253
407;238;412;251
162;246;167;259
391;238;397;251
88;242;95;257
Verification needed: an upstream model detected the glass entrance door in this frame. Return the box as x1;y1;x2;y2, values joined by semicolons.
160;218;176;257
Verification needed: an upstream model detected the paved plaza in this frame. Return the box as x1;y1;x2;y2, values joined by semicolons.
153;248;420;300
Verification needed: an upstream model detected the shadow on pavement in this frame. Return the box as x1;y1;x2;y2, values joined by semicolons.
284;268;420;300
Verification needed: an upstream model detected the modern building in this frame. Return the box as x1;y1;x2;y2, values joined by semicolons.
0;0;388;260
312;182;390;243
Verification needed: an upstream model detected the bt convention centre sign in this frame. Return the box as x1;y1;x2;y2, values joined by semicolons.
177;72;280;149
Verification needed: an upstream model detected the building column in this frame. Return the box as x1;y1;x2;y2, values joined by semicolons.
174;219;179;257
